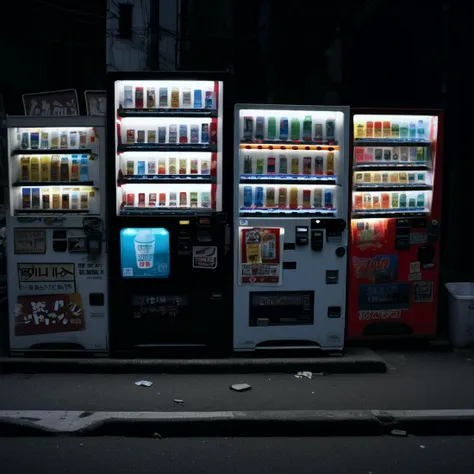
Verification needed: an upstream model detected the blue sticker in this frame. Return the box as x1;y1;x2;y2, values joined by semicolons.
120;228;170;279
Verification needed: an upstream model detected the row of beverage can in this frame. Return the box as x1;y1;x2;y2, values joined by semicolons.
22;187;90;210
354;119;427;139
122;85;215;109
354;146;428;162
354;171;426;184
242;186;334;209
242;154;335;176
124;157;211;176
20;155;89;182
18;130;89;150
353;192;426;210
124;123;216;145
242;116;337;142
124;191;211;208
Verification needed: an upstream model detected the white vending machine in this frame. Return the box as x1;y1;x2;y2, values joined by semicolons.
5;116;108;355
233;104;349;352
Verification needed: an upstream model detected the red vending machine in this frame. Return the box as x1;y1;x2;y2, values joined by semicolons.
347;109;443;340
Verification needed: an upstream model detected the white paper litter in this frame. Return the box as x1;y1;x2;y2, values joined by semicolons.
135;380;153;387
230;383;252;392
174;399;184;404
294;371;313;379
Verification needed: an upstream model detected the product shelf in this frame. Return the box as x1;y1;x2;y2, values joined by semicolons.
240;142;338;151
13;181;95;187
12;148;92;156
15;209;91;215
240;208;337;217
353;139;431;146
118;144;217;153
118;175;214;185
353;184;432;192
353;163;429;171
120;207;213;216
239;175;336;185
117;108;218;118
352;209;429;219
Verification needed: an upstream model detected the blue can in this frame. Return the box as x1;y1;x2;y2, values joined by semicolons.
255;186;264;207
324;189;334;208
243;186;253;207
279;118;289;140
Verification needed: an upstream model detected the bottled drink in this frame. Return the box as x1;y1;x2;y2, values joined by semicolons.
399;121;409;138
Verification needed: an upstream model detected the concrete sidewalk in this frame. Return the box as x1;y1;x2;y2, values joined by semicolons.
0;347;387;374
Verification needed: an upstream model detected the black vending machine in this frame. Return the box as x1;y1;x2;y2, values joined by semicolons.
107;72;233;354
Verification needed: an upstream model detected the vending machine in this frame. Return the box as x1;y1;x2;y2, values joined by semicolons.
107;72;233;352
233;104;350;351
5;116;108;354
347;109;443;339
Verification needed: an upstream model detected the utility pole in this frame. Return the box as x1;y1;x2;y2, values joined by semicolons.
149;0;160;70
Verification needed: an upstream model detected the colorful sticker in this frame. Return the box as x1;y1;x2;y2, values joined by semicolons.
413;281;433;303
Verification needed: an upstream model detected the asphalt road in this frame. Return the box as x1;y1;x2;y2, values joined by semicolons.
1;350;473;411
1;436;473;474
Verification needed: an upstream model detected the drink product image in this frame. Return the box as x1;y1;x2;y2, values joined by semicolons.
289;187;298;208
169;192;177;207
366;121;374;138
303;116;312;141
267;157;276;174
168;124;178;143
42;191;50;210
60;131;68;148
400;147;409;161
363;193;372;209
266;187;275;207
21;132;29;149
408;173;416;183
354;193;363;209
382;121;391;137
399;172;407;184
400;121;409;138
126;193;135;206
374;149;383;161
71;192;79;210
400;193;407;208
32;188;40;209
149;193;157;206
326;152;335;175
179;192;187;207
205;90;213;108
267;117;276;139
313;189;323;208
135;87;144;108
168;158;176;174
30;157;40;181
52;193;60;209
201;160;210;174
124;86;133;107
147;160;156;175
390;173;399;183
363;173;371;183
20;157;30;181
279;156;287;174
179;158;187;174
391;122;400;138
71;156;79;181
354;172;363;184
193;90;202;108
291;157;299;174
137;130;145;143
127;129;135;144
179;124;188;143
134;230;155;269
383;149;392;161
190;125;199;143
326;119;336;142
159;87;168;107
392;147;399;160
372;194;380;209
314;123;323;141
255;116;265;140
417;193;425;207
137;161;146;175
280;118;289;140
278;187;287;207
391;193;399;208
409;197;416;207
355;123;366;138
302;190;311;208
41;131;49;148
201;123;209;143
244;155;252;173
417;120;425;138
30;132;40;149
243;117;253;140
381;193;390;208
290;117;300;140
158;159;166;174
158;126;166;143
324;189;334;208
255;187;264;207
355;148;365;162
182;89;191;107
190;192;198;207
171;88;180;107
146;87;155;108
374;121;382;137
62;193;70;209
22;188;31;208
190;159;198;174
126;160;134;175
409;122;416;138
243;186;253;207
314;156;323;175
373;173;381;183
416;147;425;161
201;192;211;208
80;192;88;209
256;157;264;174
51;156;60;181
147;130;156;143
303;157;311;174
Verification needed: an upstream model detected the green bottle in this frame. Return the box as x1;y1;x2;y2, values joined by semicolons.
267;116;276;140
303;116;312;141
290;118;301;140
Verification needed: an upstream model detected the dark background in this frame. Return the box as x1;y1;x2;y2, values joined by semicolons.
0;0;472;330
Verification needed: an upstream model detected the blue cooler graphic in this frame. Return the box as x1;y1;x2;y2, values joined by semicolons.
120;228;170;278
